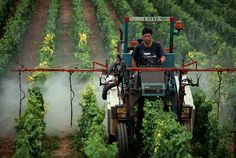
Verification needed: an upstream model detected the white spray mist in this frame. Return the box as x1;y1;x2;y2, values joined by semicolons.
0;73;110;137
0;77;29;138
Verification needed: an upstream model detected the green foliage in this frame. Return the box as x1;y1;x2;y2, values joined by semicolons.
224;75;236;122
141;99;192;158
76;84;101;149
188;48;236;124
192;88;212;156
29;0;59;83
196;0;236;28
0;0;36;74
13;87;46;158
175;1;236;47
150;0;234;56
218;0;236;9
174;35;194;65
192;88;233;157
110;0;143;39
0;0;15;35
43;135;60;157
72;0;93;80
151;0;236;125
44;0;59;35
74;84;117;157
91;0;119;63
187;51;208;66
83;123;117;158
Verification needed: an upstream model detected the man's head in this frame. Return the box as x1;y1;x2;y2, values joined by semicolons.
142;28;153;45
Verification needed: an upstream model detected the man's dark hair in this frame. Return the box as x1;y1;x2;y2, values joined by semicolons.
142;27;153;35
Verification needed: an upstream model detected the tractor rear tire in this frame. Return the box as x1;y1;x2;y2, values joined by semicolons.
117;122;128;158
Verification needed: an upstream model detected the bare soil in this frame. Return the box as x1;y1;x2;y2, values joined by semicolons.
54;0;77;67
82;0;108;63
52;137;70;157
106;0;121;34
51;133;78;158
9;0;50;80
17;0;49;68
0;136;15;158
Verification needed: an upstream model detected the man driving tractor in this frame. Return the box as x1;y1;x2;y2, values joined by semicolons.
132;27;165;67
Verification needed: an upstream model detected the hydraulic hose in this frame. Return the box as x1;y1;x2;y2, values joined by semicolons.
102;82;117;100
102;77;122;100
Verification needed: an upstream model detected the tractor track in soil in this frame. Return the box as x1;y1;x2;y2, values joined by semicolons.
106;0;121;34
51;133;78;158
82;0;108;63
54;0;76;68
16;0;50;71
52;136;71;157
0;0;50;157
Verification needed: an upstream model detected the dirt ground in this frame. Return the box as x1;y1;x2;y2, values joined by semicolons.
17;0;49;68
106;0;121;34
54;0;77;68
7;0;50;81
0;136;15;158
51;133;77;158
82;0;108;63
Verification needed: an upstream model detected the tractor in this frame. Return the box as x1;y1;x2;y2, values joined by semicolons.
100;16;196;158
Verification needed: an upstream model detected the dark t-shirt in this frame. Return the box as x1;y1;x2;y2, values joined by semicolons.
132;41;164;67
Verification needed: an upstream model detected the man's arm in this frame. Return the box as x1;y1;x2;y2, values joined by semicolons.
156;41;165;64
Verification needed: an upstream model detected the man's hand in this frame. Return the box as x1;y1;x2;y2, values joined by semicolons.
160;56;166;64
